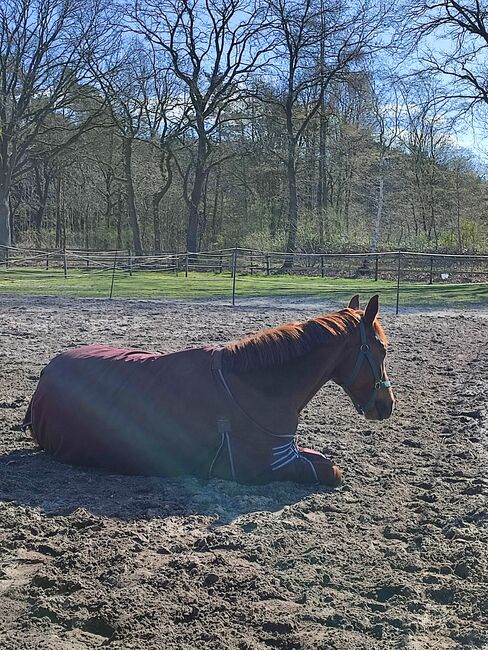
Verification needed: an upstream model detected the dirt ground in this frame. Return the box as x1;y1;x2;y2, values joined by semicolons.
0;296;486;650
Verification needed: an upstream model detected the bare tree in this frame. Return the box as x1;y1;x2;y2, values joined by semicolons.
369;79;400;252
406;0;488;110
143;55;185;253
0;0;115;255
91;44;161;255
396;79;454;248
262;0;393;265
131;0;273;252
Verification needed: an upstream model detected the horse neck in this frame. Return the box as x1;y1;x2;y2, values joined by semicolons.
233;332;349;417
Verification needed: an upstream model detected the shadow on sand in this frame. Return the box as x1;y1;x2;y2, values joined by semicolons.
0;449;333;525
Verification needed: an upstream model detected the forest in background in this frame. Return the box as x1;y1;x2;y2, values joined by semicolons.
1;0;488;258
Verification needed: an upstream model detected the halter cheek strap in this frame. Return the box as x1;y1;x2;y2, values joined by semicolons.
341;318;392;415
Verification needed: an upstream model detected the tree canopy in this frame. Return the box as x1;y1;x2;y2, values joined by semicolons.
1;0;487;256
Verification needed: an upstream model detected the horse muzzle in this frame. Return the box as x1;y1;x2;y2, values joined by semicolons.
365;397;395;421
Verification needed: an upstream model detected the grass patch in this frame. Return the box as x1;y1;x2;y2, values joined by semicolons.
0;267;486;308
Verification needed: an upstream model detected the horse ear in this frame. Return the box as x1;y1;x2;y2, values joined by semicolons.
364;295;379;324
347;295;360;310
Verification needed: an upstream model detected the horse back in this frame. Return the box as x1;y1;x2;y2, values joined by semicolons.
27;344;220;476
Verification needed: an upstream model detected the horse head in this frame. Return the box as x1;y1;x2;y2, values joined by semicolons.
334;294;395;421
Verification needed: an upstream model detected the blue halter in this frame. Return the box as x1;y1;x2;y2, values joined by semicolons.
341;318;392;415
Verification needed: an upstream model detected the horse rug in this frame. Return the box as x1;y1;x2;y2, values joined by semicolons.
23;344;339;485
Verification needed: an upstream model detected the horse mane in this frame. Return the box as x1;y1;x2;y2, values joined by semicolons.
222;308;366;372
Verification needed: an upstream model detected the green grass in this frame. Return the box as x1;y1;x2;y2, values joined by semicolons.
0;267;487;308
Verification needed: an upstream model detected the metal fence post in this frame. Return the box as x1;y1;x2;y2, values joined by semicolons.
232;246;238;306
110;250;118;299
395;251;401;315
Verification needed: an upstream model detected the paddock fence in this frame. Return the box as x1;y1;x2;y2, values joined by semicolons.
1;245;487;313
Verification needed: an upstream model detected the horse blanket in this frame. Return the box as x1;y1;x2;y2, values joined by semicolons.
23;345;339;485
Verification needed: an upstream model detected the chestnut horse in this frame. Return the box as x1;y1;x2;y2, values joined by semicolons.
23;295;394;487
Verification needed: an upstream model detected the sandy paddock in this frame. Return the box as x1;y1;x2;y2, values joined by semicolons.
0;296;486;650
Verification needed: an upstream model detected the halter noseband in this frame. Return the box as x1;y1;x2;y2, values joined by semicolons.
341;318;391;415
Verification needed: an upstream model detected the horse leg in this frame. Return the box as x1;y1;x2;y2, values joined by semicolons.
271;448;342;487
297;447;343;486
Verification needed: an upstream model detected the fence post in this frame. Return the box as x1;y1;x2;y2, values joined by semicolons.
5;247;9;269
250;251;254;275
375;255;379;281
185;251;189;278
63;249;68;279
46;253;49;270
232;246;238;306
266;254;270;276
110;250;118;299
321;255;324;278
128;249;132;276
219;254;223;274
395;251;401;315
429;257;434;285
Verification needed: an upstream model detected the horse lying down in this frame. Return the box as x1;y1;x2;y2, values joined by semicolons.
23;295;394;487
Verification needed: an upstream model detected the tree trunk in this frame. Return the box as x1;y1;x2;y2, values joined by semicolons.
0;189;11;259
123;137;143;256
455;168;463;251
152;151;173;254
211;164;222;245
187;143;206;253
152;193;162;254
371;152;385;252
317;11;327;250
32;163;51;232
284;137;298;268
317;109;328;249
55;176;62;249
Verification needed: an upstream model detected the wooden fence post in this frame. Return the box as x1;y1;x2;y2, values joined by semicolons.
429;257;434;285
63;249;68;279
266;254;270;276
128;249;132;276
321;255;324;278
374;255;379;281
185;251;189;278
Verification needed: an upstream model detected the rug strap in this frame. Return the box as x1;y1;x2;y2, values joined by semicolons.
208;416;236;482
